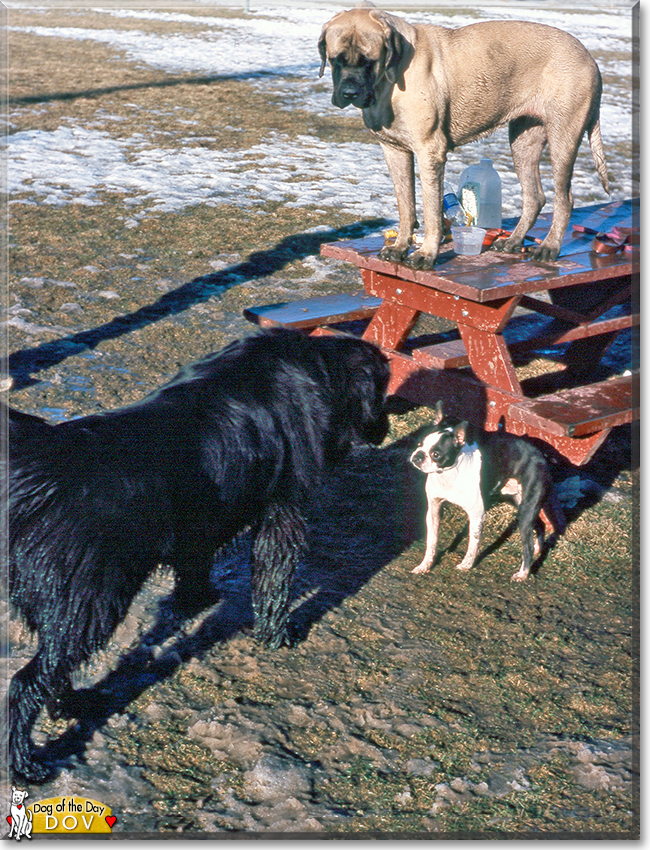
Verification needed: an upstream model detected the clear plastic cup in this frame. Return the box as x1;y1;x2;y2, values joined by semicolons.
451;226;487;256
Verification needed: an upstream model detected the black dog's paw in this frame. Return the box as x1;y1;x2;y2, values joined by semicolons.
254;622;294;651
264;633;291;651
11;751;56;785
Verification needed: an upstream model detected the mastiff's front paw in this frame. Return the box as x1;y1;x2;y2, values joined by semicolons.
530;242;561;262
378;243;410;263
491;234;523;254
403;250;438;270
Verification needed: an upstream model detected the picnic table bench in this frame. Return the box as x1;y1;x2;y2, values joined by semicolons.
245;198;639;466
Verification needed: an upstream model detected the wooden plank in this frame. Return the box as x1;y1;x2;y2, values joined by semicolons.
531;314;637;346
520;277;632;325
410;312;635;370
568;197;639;237
413;339;469;369
320;199;638;304
519;280;632;324
436;251;633;302
458;325;522;394
361;269;520;332
243;291;381;330
321;238;633;304
378;348;613;464
508;372;639;438
490;198;638;256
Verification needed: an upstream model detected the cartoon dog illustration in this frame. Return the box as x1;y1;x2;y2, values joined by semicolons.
8;787;32;840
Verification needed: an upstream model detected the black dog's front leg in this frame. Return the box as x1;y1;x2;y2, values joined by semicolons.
7;649;63;783
251;502;307;650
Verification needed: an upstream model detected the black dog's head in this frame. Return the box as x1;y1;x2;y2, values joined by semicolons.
338;335;390;447
298;331;389;453
318;8;406;110
171;329;389;463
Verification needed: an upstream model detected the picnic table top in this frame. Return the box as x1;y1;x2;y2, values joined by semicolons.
321;198;639;304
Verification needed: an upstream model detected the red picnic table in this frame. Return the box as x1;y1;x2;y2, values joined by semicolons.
245;198;639;466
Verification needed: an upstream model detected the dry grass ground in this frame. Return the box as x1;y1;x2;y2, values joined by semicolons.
2;5;638;838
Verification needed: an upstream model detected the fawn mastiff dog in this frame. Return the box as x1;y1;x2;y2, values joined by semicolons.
318;7;610;268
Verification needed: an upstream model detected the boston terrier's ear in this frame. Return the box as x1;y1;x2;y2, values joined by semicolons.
432;399;445;426
454;421;469;446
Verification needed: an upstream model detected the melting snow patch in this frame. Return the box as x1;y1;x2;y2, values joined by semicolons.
7;5;633;215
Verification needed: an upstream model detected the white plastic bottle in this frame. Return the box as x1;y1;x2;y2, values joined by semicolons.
457;159;502;228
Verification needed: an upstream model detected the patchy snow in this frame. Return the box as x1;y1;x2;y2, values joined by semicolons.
7;22;314;77
9;5;633;79
7;4;635;221
8;126;398;218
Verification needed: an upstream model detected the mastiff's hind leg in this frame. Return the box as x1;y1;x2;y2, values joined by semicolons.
494;117;547;254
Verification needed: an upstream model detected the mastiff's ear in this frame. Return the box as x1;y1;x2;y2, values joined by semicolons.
383;25;406;84
318;29;328;77
371;11;406;85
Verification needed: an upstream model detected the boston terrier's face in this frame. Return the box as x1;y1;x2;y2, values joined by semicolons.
410;423;468;474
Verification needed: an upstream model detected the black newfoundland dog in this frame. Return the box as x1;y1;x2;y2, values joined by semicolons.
4;329;389;782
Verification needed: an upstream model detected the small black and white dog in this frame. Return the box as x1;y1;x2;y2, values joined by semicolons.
4;329;389;782
409;402;565;582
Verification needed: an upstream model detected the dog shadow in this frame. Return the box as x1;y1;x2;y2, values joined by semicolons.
7;218;390;390
35;431;425;775
33;416;635;777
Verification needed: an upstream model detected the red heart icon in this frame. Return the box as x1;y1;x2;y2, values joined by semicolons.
6;816;11;826
16;805;22;810
105;816;117;829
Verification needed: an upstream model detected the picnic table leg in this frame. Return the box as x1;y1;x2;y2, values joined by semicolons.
457;324;522;395
361;299;420;350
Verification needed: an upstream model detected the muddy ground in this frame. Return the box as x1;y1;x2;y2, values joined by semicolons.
1;4;639;838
